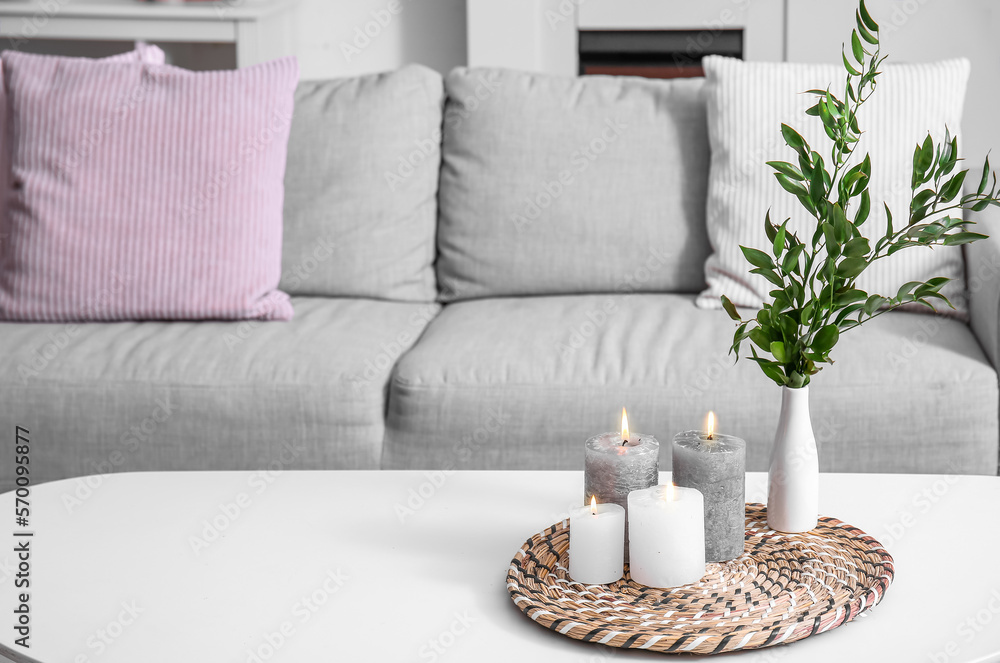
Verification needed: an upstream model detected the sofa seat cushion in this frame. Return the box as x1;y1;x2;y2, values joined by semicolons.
0;297;439;490
382;294;997;474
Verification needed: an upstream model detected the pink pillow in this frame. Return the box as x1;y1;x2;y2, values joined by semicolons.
0;45;165;243
0;52;298;321
107;42;167;65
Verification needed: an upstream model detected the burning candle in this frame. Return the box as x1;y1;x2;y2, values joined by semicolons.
583;408;659;560
568;496;626;584
671;412;747;562
627;483;705;588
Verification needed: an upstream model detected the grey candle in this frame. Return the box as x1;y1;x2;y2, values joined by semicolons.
583;409;659;561
671;417;746;563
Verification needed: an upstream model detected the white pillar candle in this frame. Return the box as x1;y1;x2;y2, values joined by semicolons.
627;484;706;589
569;499;625;584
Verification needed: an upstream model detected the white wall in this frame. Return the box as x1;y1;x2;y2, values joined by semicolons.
292;0;467;80
788;0;1000;187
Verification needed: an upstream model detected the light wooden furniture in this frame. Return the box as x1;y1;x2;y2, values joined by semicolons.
0;0;298;67
1;470;999;662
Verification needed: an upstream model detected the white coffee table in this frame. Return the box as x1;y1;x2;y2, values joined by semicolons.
1;471;998;662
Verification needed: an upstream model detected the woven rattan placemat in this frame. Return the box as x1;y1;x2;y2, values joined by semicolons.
507;503;893;655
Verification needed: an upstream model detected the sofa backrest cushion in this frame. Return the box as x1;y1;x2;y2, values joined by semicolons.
281;65;442;301
436;67;711;302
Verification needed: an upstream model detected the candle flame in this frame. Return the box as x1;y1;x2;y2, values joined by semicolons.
590;495;597;515
705;411;716;440
621;407;630;445
665;483;675;502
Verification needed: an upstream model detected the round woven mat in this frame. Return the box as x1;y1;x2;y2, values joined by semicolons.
507;503;893;655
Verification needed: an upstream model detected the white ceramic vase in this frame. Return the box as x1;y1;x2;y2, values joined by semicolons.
767;385;819;533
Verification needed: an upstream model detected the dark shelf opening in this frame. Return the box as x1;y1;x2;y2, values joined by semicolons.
579;29;743;79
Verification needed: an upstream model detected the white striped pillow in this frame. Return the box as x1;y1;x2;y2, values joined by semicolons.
0;53;298;322
697;56;971;316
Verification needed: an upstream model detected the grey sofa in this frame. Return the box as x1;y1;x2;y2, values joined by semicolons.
1;64;997;492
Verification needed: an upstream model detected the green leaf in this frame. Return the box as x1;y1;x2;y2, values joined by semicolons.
767;161;805;181
842;170;866;191
857;12;878;44
781;244;806;274
773;223;787;257
740;246;775;269
856;189;871;226
825;90;843;117
896;281;923;300
779;314;797;339
843;237;870;258
770;341;788;364
797;194;818;216
751;266;785;287
823;223;841;258
888;240;918;256
940;170;968;203
813;324;841;355
776;173;809;197
914;279;948;298
915;134;934;175
836;257;868;279
834;303;866;326
781;124;808;156
911;188;935;212
830;203;849;242
910;204;932;226
771;290;791;312
851;30;864;63
978;157;991;195
943;232;989;246
821;256;836;282
863;295;887;316
721;295;741;321
749;327;771;352
817;99;834;130
842;49;861;76
764;210;777;243
801;301;814;323
834;289;868;307
884;203;894;239
759;362;789;387
730;322;749;358
809;167;826;207
859;0;879;32
860;153;872;178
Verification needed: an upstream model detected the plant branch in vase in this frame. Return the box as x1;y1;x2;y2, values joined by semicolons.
719;0;1000;532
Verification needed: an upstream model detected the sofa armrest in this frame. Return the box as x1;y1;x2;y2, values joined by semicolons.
967;204;1000;369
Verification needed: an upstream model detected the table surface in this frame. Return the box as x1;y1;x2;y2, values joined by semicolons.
1;470;999;663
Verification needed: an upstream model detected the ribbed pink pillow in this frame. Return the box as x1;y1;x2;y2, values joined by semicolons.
0;53;298;321
0;45;165;242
